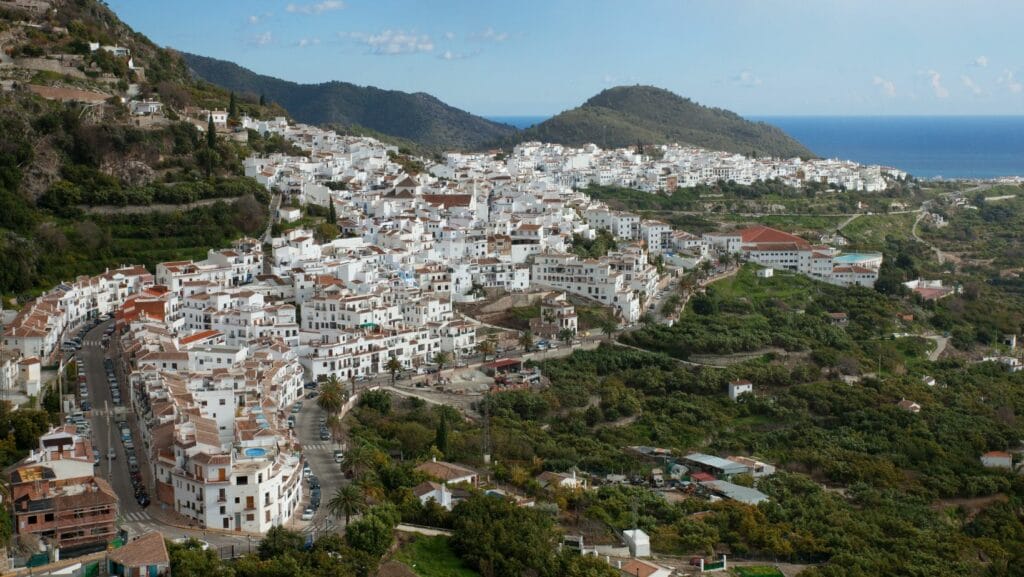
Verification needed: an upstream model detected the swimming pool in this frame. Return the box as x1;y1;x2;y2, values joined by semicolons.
833;253;882;264
244;447;267;458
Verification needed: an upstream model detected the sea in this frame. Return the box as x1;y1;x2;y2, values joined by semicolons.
487;114;1024;180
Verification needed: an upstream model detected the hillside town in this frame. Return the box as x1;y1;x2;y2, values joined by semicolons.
0;115;896;565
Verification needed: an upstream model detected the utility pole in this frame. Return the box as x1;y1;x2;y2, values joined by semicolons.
106;399;112;479
481;392;491;465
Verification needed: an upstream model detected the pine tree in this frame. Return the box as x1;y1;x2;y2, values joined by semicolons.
434;414;449;456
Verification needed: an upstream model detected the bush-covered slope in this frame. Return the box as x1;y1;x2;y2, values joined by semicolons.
522;85;814;158
182;52;516;151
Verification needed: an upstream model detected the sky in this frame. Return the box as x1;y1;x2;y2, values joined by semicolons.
106;0;1024;117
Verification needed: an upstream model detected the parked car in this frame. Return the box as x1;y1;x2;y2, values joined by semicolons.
305;392;318;399
107;448;117;460
301;508;314;521
81;401;91;412
333;450;344;463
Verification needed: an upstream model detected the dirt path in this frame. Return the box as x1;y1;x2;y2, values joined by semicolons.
912;212;960;265
78;198;226;215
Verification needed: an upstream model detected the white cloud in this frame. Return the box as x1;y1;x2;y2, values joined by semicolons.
437;49;477;61
872;75;896;97
253;31;273;46
296;37;321;48
470;27;509;42
998;70;1023;94
248;15;259;24
975;55;989;68
926;70;949;98
286;1;344;15
444;31;456;40
732;70;762;87
345;30;434;55
961;75;983;95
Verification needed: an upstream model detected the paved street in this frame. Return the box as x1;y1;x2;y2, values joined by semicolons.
292;393;347;537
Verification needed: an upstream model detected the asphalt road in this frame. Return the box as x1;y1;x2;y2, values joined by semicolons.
294;392;347;537
79;321;256;553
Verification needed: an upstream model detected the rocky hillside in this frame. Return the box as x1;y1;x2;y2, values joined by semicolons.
520;85;814;158
183;52;517;152
0;0;286;295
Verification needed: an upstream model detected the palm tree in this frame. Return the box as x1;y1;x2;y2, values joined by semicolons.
475;337;497;361
432;351;451;373
518;330;534;352
384;356;402;385
340;442;376;478
326;414;344;443
317;376;344;416
558;328;576;347
327;484;364;526
597;317;618;342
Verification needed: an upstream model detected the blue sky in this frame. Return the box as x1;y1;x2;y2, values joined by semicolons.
107;0;1024;117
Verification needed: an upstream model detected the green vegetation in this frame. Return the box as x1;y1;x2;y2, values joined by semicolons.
521;85;814;158
622;265;915;368
183;52;516;151
571;229;617;258
841;212;918;247
0;197;266;295
734;567;785;577
395;536;480;577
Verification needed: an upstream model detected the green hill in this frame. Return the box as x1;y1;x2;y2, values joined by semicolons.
181;53;516;152
521;85;814;158
0;1;289;296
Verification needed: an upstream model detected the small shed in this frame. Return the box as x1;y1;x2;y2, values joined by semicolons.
108;531;169;577
622;528;651;557
755;267;774;278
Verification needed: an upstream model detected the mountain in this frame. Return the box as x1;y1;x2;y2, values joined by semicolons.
182;53;516;152
521;85;814;158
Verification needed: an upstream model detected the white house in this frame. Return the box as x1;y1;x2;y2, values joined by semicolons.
412;481;453;510
728;379;753;401
980;451;1013;469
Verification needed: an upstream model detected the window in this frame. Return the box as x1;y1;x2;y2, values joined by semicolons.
27;516;37;525
219;398;226;406
237;476;248;485
44;513;54;522
246;513;255;521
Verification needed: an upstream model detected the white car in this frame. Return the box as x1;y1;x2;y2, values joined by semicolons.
301;508;314;521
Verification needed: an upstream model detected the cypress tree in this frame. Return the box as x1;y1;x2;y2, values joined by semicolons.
228;92;237;119
434;414;449;456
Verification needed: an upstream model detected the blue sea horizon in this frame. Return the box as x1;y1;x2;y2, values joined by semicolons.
487;114;1024;180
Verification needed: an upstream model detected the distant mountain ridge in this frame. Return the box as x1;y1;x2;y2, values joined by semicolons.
521;85;814;159
182;53;516;152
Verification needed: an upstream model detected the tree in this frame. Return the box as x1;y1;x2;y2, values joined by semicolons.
327;199;337;224
450;495;559;577
434;412;449;456
328;484;364;526
432;351;451;373
596;317;618;342
344;507;394;558
228;92;237;120
558;328;576;346
476;337;497;361
384;356;402;385
201;114;218;178
518;330;534;352
317;375;344;415
257;525;304;560
168;539;233;577
340;442;376;478
259;93;266;106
